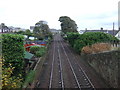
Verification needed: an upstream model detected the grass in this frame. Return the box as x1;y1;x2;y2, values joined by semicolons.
22;70;36;88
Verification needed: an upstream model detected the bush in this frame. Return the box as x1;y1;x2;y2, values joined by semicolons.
66;32;80;47
2;63;23;89
67;32;119;53
30;46;41;54
30;46;46;57
2;34;25;76
73;39;86;53
81;43;111;54
91;43;111;53
35;50;45;57
81;46;92;54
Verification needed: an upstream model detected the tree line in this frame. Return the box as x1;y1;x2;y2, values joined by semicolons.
14;20;52;40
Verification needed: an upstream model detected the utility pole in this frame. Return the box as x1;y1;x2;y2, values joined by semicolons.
113;22;114;36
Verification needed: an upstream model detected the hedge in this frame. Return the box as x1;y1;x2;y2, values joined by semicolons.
2;34;25;76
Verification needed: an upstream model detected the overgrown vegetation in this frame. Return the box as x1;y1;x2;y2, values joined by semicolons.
2;63;23;89
81;43;111;54
2;34;25;89
66;32;80;47
66;32;119;53
2;34;25;76
23;70;35;88
30;46;47;57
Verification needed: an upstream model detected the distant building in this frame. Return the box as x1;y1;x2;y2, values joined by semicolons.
115;30;120;40
9;26;26;32
50;29;61;34
0;24;11;33
79;30;86;34
79;29;118;36
30;26;35;32
30;26;35;30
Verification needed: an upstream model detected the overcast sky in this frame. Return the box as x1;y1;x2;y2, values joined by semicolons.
0;0;119;30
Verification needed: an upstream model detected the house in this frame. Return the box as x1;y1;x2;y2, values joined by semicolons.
0;25;11;33
50;29;61;34
79;29;118;36
79;30;86;34
30;26;35;32
115;30;120;40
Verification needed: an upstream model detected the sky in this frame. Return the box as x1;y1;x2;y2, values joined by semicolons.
0;0;120;30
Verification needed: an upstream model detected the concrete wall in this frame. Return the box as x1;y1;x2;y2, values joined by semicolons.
82;50;120;88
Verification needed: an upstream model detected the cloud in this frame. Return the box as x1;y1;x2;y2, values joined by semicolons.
0;0;119;29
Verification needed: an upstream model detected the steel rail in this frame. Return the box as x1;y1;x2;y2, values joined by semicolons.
49;39;55;89
57;40;64;89
60;40;81;89
61;38;95;89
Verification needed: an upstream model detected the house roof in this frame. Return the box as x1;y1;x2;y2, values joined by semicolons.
24;51;34;59
80;30;119;36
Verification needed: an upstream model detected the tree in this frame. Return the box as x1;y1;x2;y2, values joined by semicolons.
33;20;50;40
24;29;32;39
15;30;25;34
58;16;78;34
1;23;5;33
0;23;10;33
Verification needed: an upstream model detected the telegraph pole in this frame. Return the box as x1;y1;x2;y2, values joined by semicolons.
113;22;114;36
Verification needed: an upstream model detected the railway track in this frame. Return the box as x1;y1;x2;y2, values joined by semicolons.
64;40;95;88
58;34;95;89
57;40;64;89
48;36;64;89
36;34;97;89
60;40;81;89
49;38;55;89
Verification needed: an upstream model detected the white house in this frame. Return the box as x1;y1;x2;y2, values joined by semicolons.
115;30;120;40
79;30;86;34
50;29;61;34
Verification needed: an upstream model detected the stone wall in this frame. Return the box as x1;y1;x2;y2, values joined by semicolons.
82;50;120;88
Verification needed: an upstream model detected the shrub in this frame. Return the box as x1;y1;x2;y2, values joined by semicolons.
30;46;41;54
2;34;25;76
81;46;92;54
66;32;80;47
73;39;86;53
81;43;111;54
2;63;23;89
73;32;119;53
91;43;111;53
35;50;45;57
30;46;46;57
